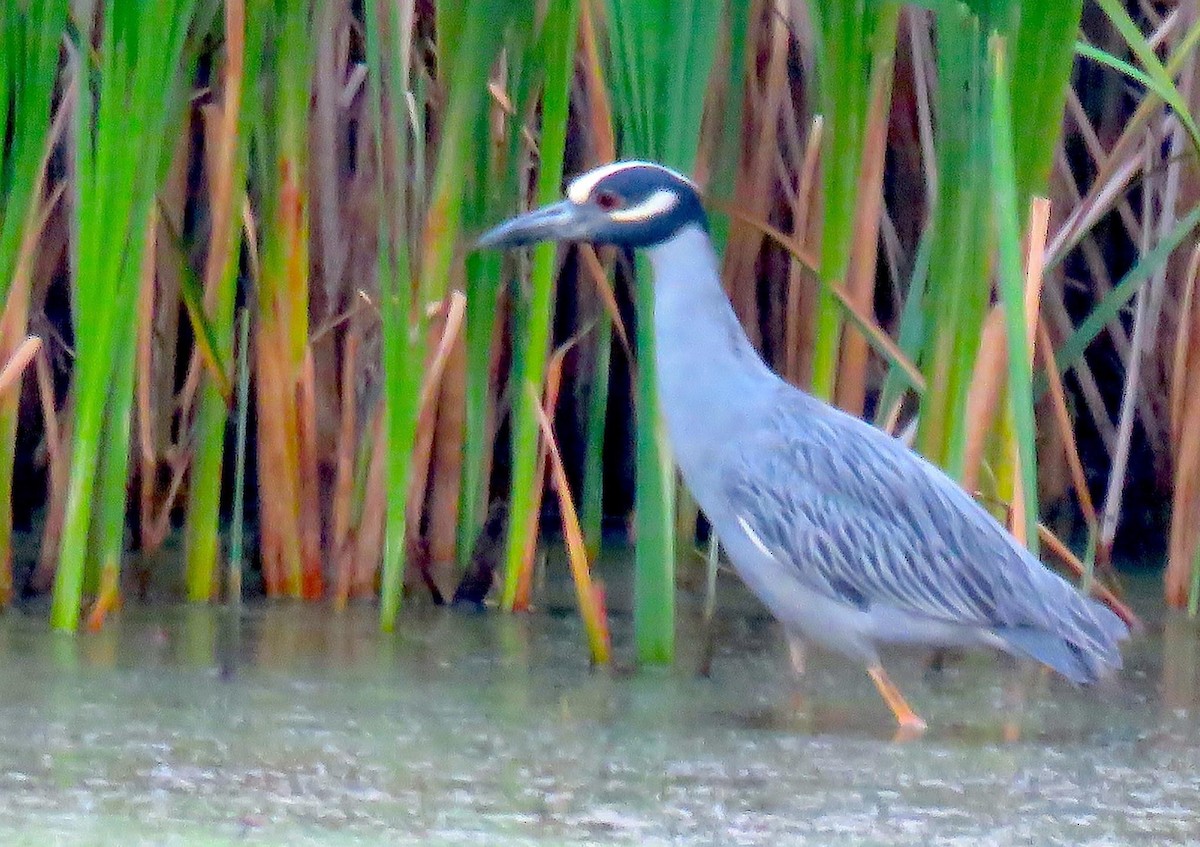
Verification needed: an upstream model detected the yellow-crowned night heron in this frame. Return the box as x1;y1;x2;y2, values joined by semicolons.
478;160;1128;731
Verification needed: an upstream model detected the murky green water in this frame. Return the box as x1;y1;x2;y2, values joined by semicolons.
0;560;1197;846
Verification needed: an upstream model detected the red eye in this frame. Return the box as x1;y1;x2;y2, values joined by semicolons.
595;190;621;211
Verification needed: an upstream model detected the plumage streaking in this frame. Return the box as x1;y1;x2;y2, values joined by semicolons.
479;160;1129;731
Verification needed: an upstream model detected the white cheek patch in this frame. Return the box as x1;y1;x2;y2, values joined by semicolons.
608;187;679;222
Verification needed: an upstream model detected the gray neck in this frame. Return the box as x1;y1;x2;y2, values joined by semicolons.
647;225;776;494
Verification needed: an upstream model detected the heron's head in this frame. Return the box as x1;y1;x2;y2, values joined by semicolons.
477;160;707;251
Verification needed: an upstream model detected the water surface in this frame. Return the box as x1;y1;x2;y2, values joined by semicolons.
0;561;1196;845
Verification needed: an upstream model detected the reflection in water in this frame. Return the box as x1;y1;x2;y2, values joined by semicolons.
0;564;1194;845
1162;613;1199;713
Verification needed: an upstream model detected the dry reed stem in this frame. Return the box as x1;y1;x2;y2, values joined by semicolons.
255;331;300;595
578;245;632;362
514;334;586;610
1043;291;1117;451
835;35;895;415
1037;525;1142;630
529;383;611;664
717;201;927;392
1038;321;1098;525
298;347;324;598
151;124;191;431
1064;90;1142;249
1166;243;1200;605
257;149;317;596
1169;243;1200;448
1049;11;1199;265
1049;144;1134;394
32;350;64;591
352;404;387;597
0;336;42;399
784;116;824;387
724;9;788;347
84;557;122;632
961;309;1008;497
1022;199;1051;359
313;0;349;312
1099;140;1164;563
1046;142;1143;266
578;0;616;161
1008;197;1051;546
0;76;71;362
905;8;937;206
0;81;71;599
332;324;360;609
144;459;189;554
203;0;244;314
493;92;541;154
350;295;466;599
426;314;468;575
176;346;204;431
405;292;467;556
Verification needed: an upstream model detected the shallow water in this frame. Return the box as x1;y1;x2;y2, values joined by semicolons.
0;559;1197;846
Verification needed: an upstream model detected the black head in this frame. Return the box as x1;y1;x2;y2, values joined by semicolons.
477;160;707;250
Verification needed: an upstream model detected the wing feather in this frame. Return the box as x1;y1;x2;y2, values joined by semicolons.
721;390;1064;632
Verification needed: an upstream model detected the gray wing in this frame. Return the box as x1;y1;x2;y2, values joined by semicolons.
721;389;1065;631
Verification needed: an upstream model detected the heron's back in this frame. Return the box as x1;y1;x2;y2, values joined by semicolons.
720;389;1128;682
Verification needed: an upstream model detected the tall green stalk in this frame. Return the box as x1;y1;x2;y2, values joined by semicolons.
365;0;419;629
915;6;992;475
904;0;1081;544
229;308;252;604
0;0;66;603
805;0;900;400
705;1;752;257
53;0;199;630
580;313;612;560
185;1;259;601
501;0;580;610
988;33;1039;550
458;131;501;569
458;13;537;568
607;0;722;663
422;0;519;305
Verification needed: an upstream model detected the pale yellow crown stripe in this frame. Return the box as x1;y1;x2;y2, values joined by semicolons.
566;160;696;205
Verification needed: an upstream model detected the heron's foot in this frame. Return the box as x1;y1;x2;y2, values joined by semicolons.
998;660;1042;742
786;633;807;678
787;689;810;717
868;664;927;735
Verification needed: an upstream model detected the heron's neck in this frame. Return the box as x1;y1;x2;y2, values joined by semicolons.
646;226;774;486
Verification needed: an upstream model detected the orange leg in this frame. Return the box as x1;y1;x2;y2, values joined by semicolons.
867;665;927;733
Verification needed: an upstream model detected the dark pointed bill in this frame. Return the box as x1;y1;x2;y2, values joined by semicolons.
476;199;593;249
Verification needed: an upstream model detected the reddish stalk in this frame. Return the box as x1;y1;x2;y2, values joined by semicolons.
1008;197;1051;547
426;318;467;582
835;38;897;415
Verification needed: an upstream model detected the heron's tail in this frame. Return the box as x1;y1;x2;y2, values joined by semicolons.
995;597;1129;685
